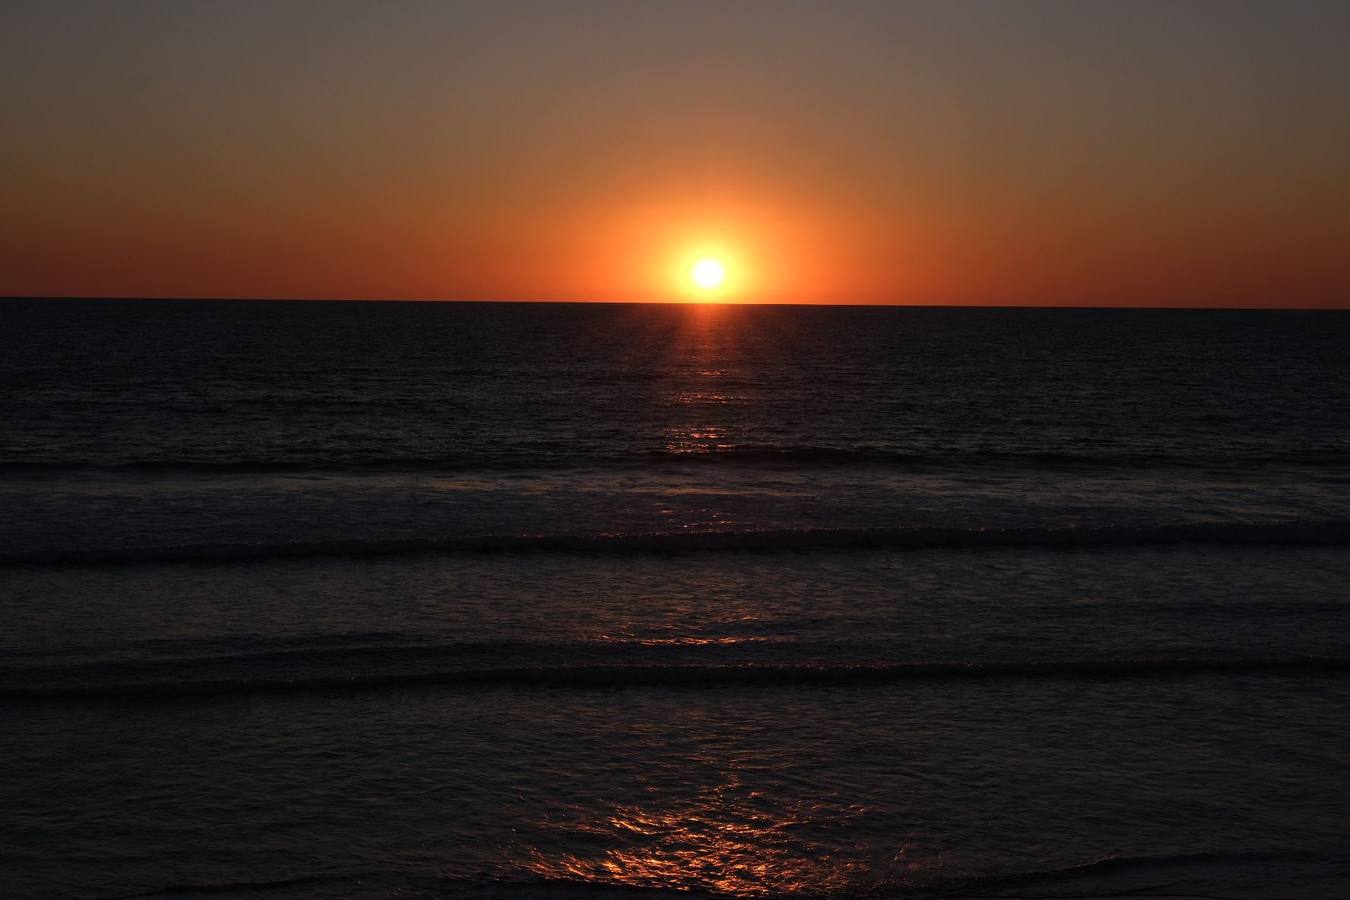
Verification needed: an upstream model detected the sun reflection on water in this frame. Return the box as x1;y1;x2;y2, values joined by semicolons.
599;634;769;647
664;424;732;455
525;773;876;896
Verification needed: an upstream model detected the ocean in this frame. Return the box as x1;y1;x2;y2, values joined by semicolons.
2;299;1348;899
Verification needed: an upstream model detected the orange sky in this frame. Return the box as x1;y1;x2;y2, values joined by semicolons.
2;1;1348;306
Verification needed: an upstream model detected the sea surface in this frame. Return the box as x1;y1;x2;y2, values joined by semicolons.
2;299;1349;900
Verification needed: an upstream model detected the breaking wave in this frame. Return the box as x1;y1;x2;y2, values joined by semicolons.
4;446;1349;476
5;520;1348;567
6;656;1348;703
90;845;1350;899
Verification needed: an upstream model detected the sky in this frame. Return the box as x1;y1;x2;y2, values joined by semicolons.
2;0;1348;306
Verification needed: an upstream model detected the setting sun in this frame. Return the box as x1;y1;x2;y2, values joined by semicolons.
690;257;727;292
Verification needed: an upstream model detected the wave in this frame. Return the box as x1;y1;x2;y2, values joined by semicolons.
0;456;478;476
60;845;1350;900
912;847;1346;898
109;871;714;900
5;520;1349;567
107;873;377;898
4;446;1349;476
645;446;1350;470
6;656;1348;703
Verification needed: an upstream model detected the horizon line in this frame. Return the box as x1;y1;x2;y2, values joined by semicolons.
2;295;1348;312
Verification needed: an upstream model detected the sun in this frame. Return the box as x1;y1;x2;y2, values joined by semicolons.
689;257;727;292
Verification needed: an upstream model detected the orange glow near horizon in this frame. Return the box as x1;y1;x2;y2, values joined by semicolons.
3;4;1349;307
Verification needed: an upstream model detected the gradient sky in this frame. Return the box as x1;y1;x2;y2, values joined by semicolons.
3;0;1348;305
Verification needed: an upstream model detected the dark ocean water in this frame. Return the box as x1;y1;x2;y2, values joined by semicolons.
2;299;1349;899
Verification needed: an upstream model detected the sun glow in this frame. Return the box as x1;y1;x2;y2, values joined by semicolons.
689;257;727;293
670;241;746;301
